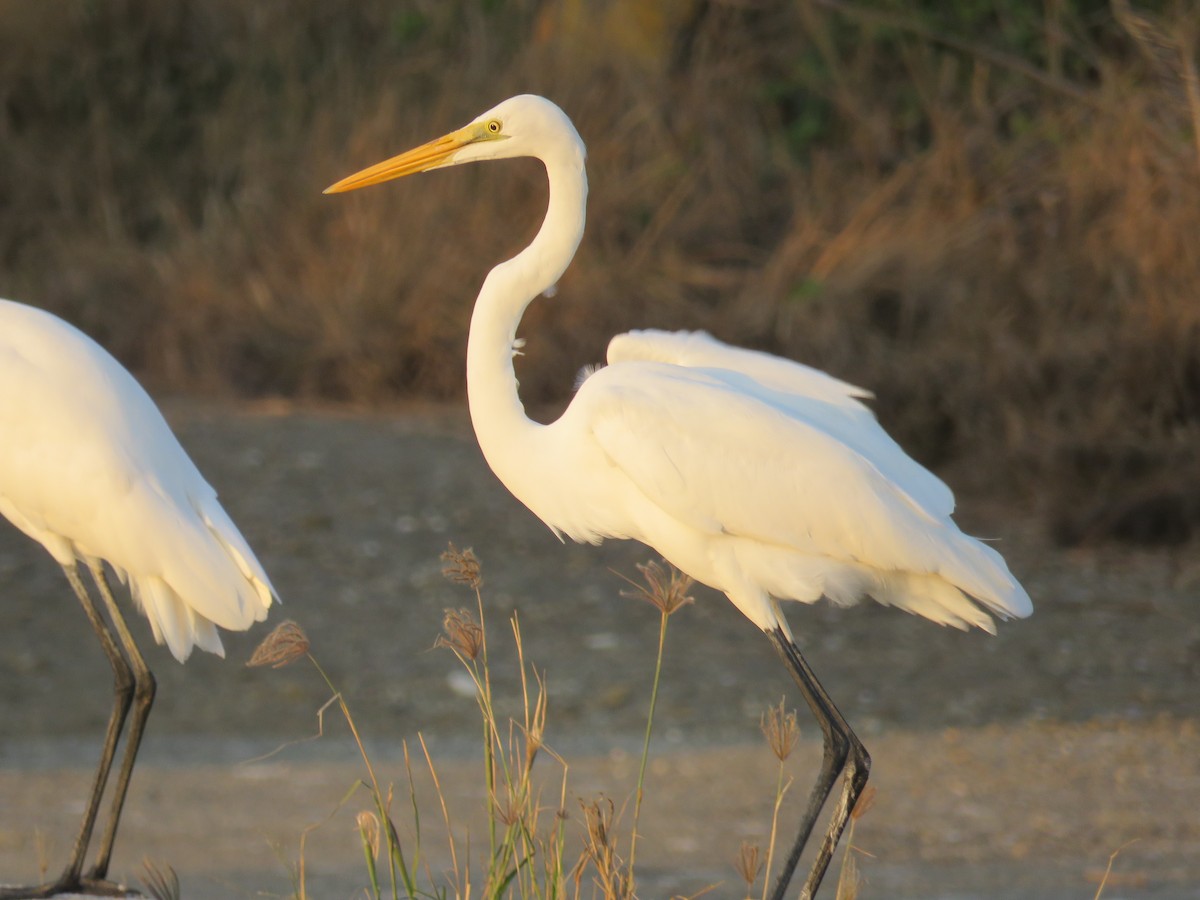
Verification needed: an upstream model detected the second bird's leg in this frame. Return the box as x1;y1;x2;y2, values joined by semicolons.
765;628;871;900
83;560;157;884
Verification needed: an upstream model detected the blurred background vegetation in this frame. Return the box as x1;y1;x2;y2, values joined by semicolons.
1;0;1197;543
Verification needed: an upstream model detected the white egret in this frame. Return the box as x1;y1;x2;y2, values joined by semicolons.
0;298;276;897
326;95;1031;899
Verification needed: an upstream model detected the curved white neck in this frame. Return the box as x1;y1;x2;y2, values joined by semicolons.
465;146;588;486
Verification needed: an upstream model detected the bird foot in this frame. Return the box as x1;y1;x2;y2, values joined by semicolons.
0;876;140;898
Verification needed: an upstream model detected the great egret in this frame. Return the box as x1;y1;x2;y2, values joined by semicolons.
326;95;1032;899
0;298;276;897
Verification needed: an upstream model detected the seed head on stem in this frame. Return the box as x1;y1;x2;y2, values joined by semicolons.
441;542;483;589
436;607;485;660
356;810;381;859
761;697;800;762
734;841;763;895
620;559;694;617
246;620;311;668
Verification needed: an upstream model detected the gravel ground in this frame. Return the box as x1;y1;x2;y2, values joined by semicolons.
1;402;1197;899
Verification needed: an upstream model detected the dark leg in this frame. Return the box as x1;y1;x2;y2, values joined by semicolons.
83;561;156;884
0;564;136;899
765;627;871;900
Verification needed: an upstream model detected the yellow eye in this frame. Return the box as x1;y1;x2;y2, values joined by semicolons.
486;119;502;134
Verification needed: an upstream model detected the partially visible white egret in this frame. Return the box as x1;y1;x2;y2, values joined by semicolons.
0;298;276;897
326;95;1031;899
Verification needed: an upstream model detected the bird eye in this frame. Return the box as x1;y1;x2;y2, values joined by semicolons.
486;119;502;134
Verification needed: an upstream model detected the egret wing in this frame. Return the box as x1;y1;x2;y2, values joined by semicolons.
606;329;954;517
582;362;1015;609
609;329;873;409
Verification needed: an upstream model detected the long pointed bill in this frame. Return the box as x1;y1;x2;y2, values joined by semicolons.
324;124;483;194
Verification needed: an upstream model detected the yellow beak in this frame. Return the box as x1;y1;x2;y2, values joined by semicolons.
324;124;482;194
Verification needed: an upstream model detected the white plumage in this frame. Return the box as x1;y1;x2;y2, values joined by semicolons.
326;94;1031;900
568;331;1026;635
0;298;274;658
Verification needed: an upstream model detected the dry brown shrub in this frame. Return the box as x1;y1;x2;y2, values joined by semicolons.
3;0;1197;538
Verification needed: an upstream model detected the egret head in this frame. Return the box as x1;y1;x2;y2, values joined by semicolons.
324;94;585;194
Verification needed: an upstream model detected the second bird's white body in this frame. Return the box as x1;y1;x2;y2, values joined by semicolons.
434;96;1031;639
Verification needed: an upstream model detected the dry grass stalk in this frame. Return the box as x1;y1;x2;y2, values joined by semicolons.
834;849;862;900
758;784;792;899
493;780;526;829
239;665;408;898
430;551;580;899
408;736;458;889
513;616;549;775
851;785;877;823
834;785;877;900
617;558;694;891
139;859;180;900
575;797;633;900
480;628;565;898
34;829;49;882
1091;838;1142;899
